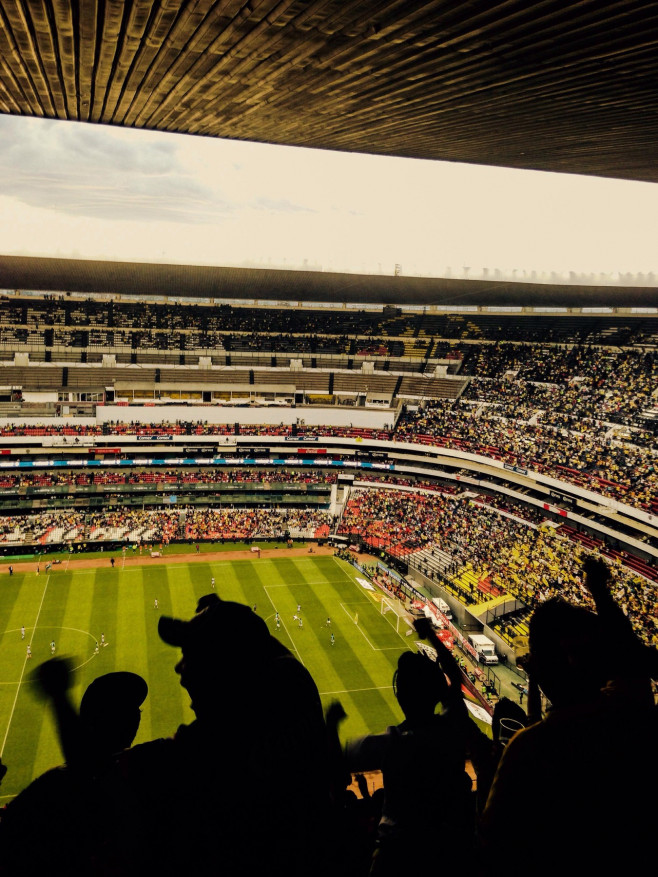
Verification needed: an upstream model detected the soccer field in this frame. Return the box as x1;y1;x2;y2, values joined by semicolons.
0;554;411;800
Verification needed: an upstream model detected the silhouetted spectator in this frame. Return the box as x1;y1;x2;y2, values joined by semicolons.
339;618;472;875
480;558;656;876
0;662;147;876
103;596;330;876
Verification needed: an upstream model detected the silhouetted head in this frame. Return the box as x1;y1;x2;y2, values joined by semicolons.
393;651;449;720
528;597;607;707
159;596;275;717
80;671;148;755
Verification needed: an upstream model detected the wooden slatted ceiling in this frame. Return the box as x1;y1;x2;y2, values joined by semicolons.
0;0;656;182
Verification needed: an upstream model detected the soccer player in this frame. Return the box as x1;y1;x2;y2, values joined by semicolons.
354;612;359;625
326;617;331;627
252;604;257;613
298;617;304;630
330;633;335;646
26;644;32;659
101;633;107;648
50;640;56;655
211;577;216;590
154;598;159;610
21;625;25;639
297;603;302;614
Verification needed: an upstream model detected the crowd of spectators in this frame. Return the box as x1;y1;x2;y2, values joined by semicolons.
0;297;413;356
0;468;338;490
86;509;181;544
3;294;658;344
0;511;87;545
0;411;654;511
395;400;657;512
460;343;655;432
0;510;180;546
337;488;657;649
184;508;331;540
0;507;331;547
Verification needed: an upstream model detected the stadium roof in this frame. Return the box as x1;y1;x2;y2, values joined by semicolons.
0;1;656;184
1;2;656;308
2;254;656;308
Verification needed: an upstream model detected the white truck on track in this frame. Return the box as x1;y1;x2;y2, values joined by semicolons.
467;634;499;664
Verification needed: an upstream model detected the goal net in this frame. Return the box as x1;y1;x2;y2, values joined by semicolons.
381;597;404;634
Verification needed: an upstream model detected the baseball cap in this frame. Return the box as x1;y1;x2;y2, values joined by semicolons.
158;597;271;654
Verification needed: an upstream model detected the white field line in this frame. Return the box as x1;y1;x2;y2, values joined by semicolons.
3;558;355;581
319;685;394;696
262;586;305;666
261;579;351;588
0;575;50;757
0;626;97;686
340;602;377;650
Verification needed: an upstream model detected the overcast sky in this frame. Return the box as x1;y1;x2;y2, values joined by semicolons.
1;114;657;285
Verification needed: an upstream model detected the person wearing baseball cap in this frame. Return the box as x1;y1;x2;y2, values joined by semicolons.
102;595;331;876
158;595;287;718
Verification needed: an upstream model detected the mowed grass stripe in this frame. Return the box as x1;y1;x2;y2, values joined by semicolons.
263;558;309;589
218;560;262;606
29;573;77;781
114;569;152;740
87;568;120;667
0;573;33;643
3;687;53;796
147;564;193;738
1;572;67;795
54;571;96;738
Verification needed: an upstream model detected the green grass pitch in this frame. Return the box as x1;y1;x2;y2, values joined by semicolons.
0;555;412;801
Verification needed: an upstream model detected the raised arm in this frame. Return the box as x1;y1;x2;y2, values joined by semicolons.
32;658;85;769
582;555;656;699
413;617;466;714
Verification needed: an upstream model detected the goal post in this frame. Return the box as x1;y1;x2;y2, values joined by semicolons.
381;596;401;634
